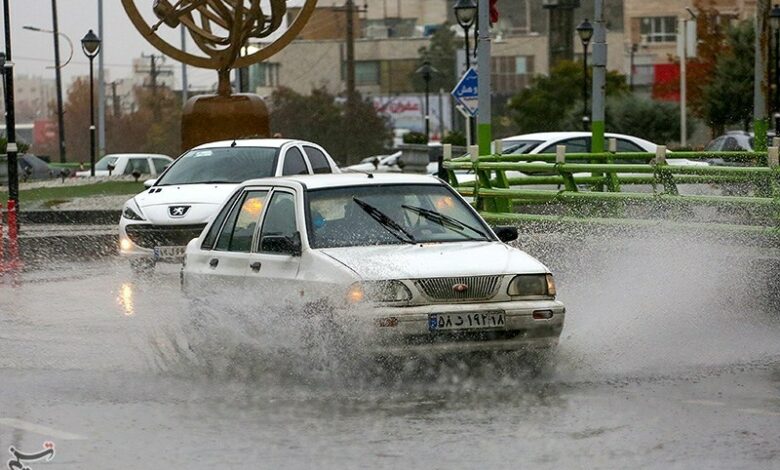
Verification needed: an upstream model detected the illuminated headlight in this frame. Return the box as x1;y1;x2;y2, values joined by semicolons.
122;200;146;221
507;274;556;297
346;280;412;304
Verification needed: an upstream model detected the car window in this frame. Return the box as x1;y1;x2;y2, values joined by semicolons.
124;157;150;175
616;139;644;152
156;147;279;185
95;156;119;171
722;137;742;151
152;158;170;174
215;191;269;252
201;191;243;250
258;191;297;253
501;140;543;154
304;146;332;174
282;147;309;176
539;137;589;154
705;136;725;151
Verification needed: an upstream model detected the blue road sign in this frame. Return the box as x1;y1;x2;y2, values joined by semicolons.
451;68;478;117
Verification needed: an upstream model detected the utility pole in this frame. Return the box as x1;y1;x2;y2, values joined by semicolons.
142;53;169;120
111;81;120;117
755;0;770;151
97;0;105;157
680;17;688;148
2;0;19;215
590;0;606;153
476;0;492;155
181;25;188;103
345;0;356;107
51;0;66;163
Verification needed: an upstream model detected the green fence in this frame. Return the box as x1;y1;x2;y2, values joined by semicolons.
441;143;780;238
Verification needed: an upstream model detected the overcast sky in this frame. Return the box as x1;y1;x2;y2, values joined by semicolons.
1;1;219;90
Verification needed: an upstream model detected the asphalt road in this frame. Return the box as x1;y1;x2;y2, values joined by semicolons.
1;231;779;469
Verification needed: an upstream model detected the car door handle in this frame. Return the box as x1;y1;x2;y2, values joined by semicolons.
249;261;262;272
209;258;219;268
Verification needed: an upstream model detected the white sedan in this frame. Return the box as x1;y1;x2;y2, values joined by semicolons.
75;153;173;177
181;173;565;355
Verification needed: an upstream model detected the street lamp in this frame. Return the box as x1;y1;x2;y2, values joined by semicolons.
454;0;477;70
81;29;101;177
416;60;440;143
576;18;594;131
23;25;73;164
770;5;780;135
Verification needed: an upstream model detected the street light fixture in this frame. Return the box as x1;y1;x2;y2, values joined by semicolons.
23;25;73;164
453;0;477;146
81;29;101;177
415;60;440;143
576;19;594;131
770;5;780;135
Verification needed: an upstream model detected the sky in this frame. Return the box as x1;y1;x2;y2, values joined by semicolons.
0;0;222;90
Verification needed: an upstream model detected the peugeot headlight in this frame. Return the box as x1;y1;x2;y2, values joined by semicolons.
507;274;556;297
122;199;146;221
346;280;412;303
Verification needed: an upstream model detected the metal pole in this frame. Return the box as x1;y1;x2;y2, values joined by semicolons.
583;41;589;130
345;0;356;106
680;18;687;147
97;0;105;157
424;74;430;142
2;0;19;217
629;45;635;91
89;56;96;177
463;24;475;145
181;25;188;103
51;0;66;163
590;0;606;153
775;26;780;135
464;26;471;70
476;0;491;155
754;1;769;151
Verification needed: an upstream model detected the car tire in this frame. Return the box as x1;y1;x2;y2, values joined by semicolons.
130;258;156;276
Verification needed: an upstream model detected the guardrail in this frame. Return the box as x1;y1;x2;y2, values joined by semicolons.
441;141;780;237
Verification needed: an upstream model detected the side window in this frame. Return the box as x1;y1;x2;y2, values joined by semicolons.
616;139;644;152
258;191;297;253
124;157;150;175
722;137;741;151
215;190;269;252
539;138;589;154
304;146;332;174
153;158;170;174
201;191;242;250
282;147;309;175
705;136;725;151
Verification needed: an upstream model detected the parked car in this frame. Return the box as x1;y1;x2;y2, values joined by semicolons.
0;154;55;184
75;153;173;177
345;152;403;173
119;139;340;273
181;173;565;355
703;131;776;166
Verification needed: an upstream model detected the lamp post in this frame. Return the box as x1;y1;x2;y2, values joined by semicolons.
629;43;638;92
416;60;440;143
576;18;594;131
81;29;101;177
770;5;780;135
454;0;477;145
23;24;72;164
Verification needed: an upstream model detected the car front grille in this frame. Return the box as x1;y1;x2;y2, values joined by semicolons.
414;275;502;301
125;224;206;249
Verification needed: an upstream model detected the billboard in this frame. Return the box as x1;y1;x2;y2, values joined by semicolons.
372;94;452;141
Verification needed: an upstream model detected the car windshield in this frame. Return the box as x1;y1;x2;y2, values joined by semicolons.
156;147;279;185
307;184;492;248
94;156;119;171
501;140;543;154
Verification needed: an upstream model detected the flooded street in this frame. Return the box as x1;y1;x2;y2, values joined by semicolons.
1;233;779;469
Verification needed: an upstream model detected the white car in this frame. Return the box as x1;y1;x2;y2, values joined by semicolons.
181;173;565;355
345;152;403;173
75;153;173;177
119;139;340;273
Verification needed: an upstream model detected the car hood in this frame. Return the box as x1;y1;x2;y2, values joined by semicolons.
132;183;238;224
319;241;548;280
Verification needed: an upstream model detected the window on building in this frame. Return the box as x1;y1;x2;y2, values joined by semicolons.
491;56;534;95
250;62;279;88
640;16;677;43
355;61;380;86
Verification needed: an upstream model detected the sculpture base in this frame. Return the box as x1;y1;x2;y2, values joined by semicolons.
181;93;270;152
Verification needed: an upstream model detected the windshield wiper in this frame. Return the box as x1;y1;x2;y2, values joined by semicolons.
401;204;489;241
352;197;416;244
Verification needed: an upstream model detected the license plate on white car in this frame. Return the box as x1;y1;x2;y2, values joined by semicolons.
428;312;505;332
153;246;186;260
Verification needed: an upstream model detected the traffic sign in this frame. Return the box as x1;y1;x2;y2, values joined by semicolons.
451;68;478;117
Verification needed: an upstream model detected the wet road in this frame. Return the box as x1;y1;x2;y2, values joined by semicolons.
1;232;779;469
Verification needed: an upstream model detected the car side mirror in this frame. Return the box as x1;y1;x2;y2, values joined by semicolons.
143;178;157;189
494;226;518;243
260;232;302;256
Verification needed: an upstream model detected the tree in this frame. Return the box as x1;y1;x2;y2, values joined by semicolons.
410;24;457;93
605;95;692;144
699;21;754;136
270;87;390;165
506;61;629;133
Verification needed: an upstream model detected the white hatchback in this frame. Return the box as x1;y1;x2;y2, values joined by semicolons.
181;173;565;355
119;139;339;273
75;153;173;177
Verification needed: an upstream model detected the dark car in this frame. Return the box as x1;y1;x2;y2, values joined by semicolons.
0;154;55;185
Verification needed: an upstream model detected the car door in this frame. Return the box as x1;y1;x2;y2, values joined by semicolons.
279;146;312;176
244;189;302;299
190;189;270;304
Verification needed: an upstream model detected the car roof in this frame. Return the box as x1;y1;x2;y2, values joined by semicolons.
241;172;442;190
193;138;316;150
103;153;172;159
501;131;652;142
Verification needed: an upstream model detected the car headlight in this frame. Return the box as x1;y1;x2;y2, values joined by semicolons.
122;200;145;221
346;280;412;303
507;274;556;297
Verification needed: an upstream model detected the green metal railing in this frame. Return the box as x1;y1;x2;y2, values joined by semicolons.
441;143;780;237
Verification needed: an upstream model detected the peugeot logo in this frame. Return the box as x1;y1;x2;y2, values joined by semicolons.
452;283;468;293
168;205;190;218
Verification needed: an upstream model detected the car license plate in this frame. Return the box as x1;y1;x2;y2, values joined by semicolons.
428;312;505;332
153;245;186;260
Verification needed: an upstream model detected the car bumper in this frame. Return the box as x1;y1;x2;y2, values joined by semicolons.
118;222;204;263
339;299;565;356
